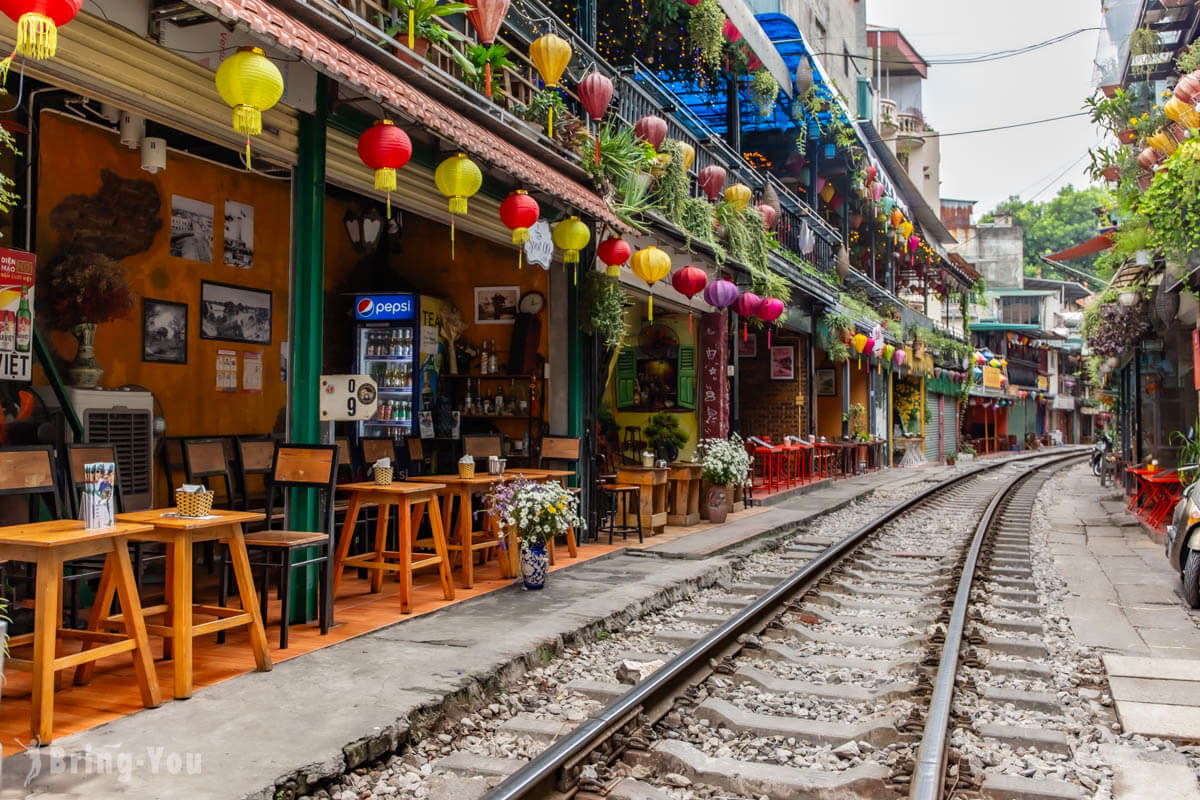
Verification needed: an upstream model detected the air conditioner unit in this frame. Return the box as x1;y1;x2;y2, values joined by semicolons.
36;387;155;511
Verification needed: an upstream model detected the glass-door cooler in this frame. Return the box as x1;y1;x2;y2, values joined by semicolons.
354;293;417;443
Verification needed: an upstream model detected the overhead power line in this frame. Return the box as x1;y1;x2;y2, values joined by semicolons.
812;27;1104;69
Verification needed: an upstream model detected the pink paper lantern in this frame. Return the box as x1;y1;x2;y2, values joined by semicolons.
871;181;884;202
698;165;727;201
756;203;777;230
757;296;785;346
894;348;906;367
734;291;761;341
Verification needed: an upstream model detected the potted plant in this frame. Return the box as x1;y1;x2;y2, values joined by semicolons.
644;412;687;463
485;479;580;590
697;434;752;522
382;0;473;62
42;251;134;388
463;43;515;97
579;270;629;353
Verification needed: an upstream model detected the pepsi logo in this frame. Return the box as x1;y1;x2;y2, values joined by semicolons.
357;298;374;315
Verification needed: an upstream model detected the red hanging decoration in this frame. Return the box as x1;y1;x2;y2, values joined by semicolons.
596;235;632;278
578;71;613;165
356;119;412;218
465;0;511;97
671;265;708;333
698;165;726;201
0;0;81;72
634;114;668;150
756;297;785;347
755;203;777;230
734;291;761;341
499;190;539;268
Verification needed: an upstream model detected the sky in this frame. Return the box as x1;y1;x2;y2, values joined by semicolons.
866;0;1104;218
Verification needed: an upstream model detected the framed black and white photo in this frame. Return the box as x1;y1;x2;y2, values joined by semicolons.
200;280;272;345
816;368;837;396
142;298;188;364
170;195;214;262
770;345;795;381
474;285;519;325
223;200;254;268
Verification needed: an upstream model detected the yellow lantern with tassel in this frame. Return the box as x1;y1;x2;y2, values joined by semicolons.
724;182;751;211
215;47;284;170
552;215;591;283
677;141;695;172
630;246;671;321
819;181;835;204
529;33;572;137
0;0;81;69
434;152;482;260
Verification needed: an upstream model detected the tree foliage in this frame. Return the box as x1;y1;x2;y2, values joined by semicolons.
980;184;1112;279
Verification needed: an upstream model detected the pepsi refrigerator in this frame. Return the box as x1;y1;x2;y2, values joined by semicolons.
354;293;419;443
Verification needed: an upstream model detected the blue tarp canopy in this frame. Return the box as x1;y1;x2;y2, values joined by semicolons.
633;13;844;140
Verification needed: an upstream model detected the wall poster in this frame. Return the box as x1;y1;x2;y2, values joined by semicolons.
0;248;35;381
170;194;214;262
216;348;238;391
242;350;263;392
223;200;254;268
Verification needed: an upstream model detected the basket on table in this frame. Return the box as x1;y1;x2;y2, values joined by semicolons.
175;489;214;518
374;466;394;485
458;460;475;479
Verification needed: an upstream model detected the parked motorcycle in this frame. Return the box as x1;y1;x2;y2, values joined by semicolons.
1091;430;1113;477
1165;466;1200;608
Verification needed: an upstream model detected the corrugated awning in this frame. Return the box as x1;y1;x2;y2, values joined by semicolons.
191;0;624;230
1046;234;1113;261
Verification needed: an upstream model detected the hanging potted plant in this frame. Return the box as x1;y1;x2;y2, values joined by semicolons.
42;251;134;388
485;479;581;590
697;434;752;522
382;0;474;63
688;0;725;70
644;412;688;463
749;68;779;118
463;43;516;98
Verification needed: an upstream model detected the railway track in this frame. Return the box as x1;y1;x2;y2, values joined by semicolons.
314;451;1089;800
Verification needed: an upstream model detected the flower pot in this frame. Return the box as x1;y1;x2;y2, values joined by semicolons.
394;37;431;69
68;323;103;388
1117;129;1136;144
520;540;548;590
1101;164;1121;182
705;485;729;524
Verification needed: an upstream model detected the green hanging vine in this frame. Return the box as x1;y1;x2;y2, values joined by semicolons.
688;0;725;70
750;68;779;118
656;139;689;220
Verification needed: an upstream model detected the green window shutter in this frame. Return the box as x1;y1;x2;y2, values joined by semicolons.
677;345;696;409
616;347;637;408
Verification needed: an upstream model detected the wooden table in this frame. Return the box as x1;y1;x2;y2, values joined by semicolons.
666;463;703;526
615;465;668;535
0;520;162;742
410;469;576;584
333;481;453;613
83;509;272;700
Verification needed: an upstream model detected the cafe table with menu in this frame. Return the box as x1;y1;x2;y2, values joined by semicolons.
0;519;161;742
333;480;455;613
81;508;272;700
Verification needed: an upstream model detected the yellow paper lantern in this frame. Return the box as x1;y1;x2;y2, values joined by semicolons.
630;245;671;320
215;47;284;170
677;141;695;172
552;215;591;282
725;182;751;211
1166;96;1200;130
1148;129;1177;156
434;152;482;259
529;33;572;137
899;220;913;239
852;332;868;368
819;182;835;203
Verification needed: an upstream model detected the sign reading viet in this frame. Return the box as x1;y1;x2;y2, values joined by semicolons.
524;220;553;269
0;248;35;381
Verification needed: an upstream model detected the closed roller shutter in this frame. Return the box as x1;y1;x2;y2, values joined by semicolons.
2;13;300;165
924;393;940;461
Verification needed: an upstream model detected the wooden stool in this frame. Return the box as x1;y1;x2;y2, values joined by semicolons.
601;484;643;543
621;427;646;464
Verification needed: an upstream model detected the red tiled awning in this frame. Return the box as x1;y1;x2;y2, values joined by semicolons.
192;0;623;229
1046;234;1113;261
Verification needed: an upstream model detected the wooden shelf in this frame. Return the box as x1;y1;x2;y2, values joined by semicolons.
442;374;535;380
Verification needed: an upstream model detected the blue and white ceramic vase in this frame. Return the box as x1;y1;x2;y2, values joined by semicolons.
520;540;548;590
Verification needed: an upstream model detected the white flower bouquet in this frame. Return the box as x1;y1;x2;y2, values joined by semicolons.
697;433;753;487
485;478;582;546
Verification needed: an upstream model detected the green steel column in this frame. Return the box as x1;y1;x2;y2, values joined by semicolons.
567;268;582;442
287;75;330;620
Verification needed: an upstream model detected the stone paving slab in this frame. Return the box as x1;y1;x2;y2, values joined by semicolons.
1111;700;1200;741
1098;743;1200;800
1105;655;1200;680
1107;676;1200;706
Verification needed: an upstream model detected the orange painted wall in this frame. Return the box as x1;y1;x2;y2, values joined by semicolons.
814;349;842;441
35;113;289;438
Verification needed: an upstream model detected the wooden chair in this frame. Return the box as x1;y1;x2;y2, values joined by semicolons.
537;436;581;558
225;443;339;649
359;437;396;480
234;436;276;512
406;437;426;476
463;435;502;460
620;427;645;464
160;436;187;506
182;438;238;509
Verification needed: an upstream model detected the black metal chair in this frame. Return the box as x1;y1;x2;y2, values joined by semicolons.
222;443;339;649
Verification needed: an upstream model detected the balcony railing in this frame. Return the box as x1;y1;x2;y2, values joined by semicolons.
323;0;841;275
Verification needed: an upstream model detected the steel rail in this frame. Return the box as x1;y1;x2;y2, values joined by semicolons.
908;450;1087;800
483;448;1087;800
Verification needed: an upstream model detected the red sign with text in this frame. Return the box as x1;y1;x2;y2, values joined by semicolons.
1193;329;1199;391
700;311;729;439
0;248;35;382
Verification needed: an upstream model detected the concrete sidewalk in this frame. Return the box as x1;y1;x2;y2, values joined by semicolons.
0;451;1040;799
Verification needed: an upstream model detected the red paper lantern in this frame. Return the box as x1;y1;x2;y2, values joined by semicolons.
734;291;761;341
578;71;613;165
698;165;726;201
634;114;668;150
756;296;785;346
465;0;511;96
357;119;412;217
671;265;708;333
0;0;80;61
755;203;777;230
596;235;632;277
499;190;539;267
